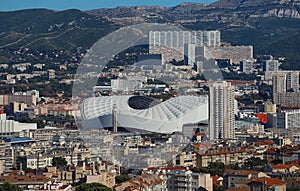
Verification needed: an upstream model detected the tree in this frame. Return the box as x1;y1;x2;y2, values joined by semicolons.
287;187;300;191
17;116;45;129
115;174;131;184
209;162;226;176
191;162;226;176
213;185;225;191
242;157;269;171
52;156;67;169
75;183;112;191
24;168;34;173
0;182;23;191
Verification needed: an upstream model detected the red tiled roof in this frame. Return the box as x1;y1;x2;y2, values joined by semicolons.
147;167;156;171
162;166;185;171
224;170;259;176
68;166;76;171
10;170;25;175
85;165;93;171
193;144;203;149
225;186;248;191
194;132;206;136
271;164;299;169
256;140;274;146
245;146;255;150
211;176;222;185
248;177;285;187
0;175;53;183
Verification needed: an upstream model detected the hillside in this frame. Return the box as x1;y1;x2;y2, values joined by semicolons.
0;9;117;50
0;0;300;68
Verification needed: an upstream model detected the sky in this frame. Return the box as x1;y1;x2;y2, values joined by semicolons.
0;0;217;11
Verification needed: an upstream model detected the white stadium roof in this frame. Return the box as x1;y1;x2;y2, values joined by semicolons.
81;95;208;133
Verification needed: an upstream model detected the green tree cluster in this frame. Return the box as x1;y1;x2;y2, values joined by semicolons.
17;116;45;129
52;156;67;169
75;183;112;191
0;182;23;191
242;157;269;171
191;162;226;176
115;174;131;184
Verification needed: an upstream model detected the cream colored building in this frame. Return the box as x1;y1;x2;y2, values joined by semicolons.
208;81;235;140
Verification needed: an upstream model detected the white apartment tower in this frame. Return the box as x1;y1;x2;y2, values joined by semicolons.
149;30;221;49
272;72;300;105
273;73;287;104
208;81;235;140
286;72;299;92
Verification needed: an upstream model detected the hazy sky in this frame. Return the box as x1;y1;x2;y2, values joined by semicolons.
0;0;217;11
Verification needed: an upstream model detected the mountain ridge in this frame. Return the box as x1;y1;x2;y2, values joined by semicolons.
0;0;300;68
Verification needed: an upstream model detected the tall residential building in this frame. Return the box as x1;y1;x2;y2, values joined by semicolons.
275;110;300;129
200;45;254;64
184;44;196;67
149;30;220;61
112;104;118;133
273;73;287;104
184;45;253;69
208;81;235;140
184;44;204;72
47;69;55;80
272;72;300;106
286;72;299;92
149;30;221;49
240;60;253;74
263;60;281;72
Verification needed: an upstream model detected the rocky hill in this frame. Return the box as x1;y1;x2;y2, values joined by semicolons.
0;0;300;68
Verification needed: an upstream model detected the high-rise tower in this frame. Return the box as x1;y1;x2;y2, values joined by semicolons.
208;81;235;140
112;104;118;133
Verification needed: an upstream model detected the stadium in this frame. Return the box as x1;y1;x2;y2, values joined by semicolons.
81;95;208;133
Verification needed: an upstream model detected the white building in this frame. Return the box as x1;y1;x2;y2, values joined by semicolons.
111;78;143;92
149;30;220;62
208;81;235;140
26;90;40;102
263;60;281;72
272;71;300;106
82;95;208;133
166;170;213;191
0;113;37;138
240;60;254;74
276;110;300;129
286;72;299;92
149;30;221;49
93;78;143;94
184;44;204;73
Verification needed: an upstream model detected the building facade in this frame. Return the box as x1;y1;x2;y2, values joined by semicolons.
0;113;37;138
166;170;213;191
272;72;300;106
149;30;221;49
208;81;235;140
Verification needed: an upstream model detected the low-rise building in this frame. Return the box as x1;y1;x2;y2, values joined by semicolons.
271;164;299;173
0;112;37;138
0;173;54;190
165;169;213;191
38;181;72;191
114;173;166;191
237;177;286;191
223;170;268;189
